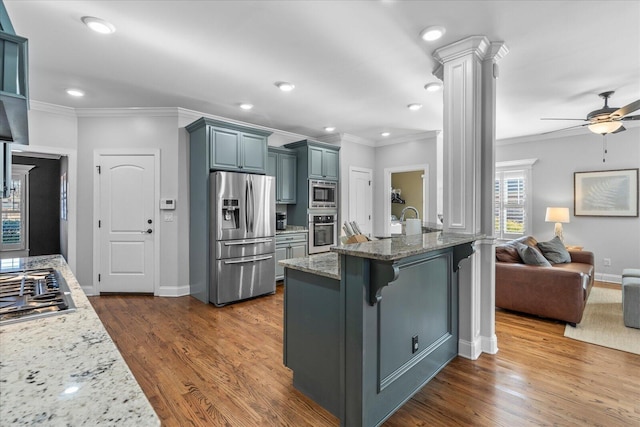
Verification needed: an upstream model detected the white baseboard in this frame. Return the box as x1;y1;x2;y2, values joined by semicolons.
458;337;482;360
596;273;622;284
157;285;190;297
481;334;499;355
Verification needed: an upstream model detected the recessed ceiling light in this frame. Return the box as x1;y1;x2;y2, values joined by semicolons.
420;26;445;42
381;132;390;137
424;82;443;92
275;81;295;92
81;16;116;34
324;126;336;132
66;88;85;97
239;103;254;110
407;103;423;111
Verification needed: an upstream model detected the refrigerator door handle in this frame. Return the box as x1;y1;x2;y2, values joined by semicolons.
250;177;255;232
224;238;272;246
224;255;273;265
245;177;250;231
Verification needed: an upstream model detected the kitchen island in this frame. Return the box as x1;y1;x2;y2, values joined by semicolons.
280;232;480;427
0;255;159;426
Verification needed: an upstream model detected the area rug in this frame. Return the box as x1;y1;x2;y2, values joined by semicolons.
564;287;640;355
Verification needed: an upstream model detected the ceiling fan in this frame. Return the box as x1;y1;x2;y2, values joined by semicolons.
541;91;640;135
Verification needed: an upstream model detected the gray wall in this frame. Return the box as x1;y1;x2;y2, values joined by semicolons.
496;127;640;282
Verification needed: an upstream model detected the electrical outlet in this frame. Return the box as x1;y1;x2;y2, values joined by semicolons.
603;258;611;267
412;335;419;354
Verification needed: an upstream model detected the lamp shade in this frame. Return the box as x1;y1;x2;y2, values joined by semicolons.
587;121;622;135
545;207;570;223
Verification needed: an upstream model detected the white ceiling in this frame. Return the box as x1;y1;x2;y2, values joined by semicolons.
5;0;640;143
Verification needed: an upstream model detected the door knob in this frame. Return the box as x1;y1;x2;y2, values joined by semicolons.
146;229;153;234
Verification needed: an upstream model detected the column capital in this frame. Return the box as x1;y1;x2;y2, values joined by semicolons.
433;36;509;65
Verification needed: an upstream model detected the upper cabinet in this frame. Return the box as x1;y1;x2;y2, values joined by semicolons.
267;147;297;204
186;118;272;174
285;139;340;181
0;3;29;146
308;146;339;180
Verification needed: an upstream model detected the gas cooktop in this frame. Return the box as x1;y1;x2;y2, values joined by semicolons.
0;268;76;325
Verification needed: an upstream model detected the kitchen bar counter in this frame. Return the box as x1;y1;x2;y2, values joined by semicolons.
282;231;480;426
332;231;480;261
279;252;339;280
0;255;160;426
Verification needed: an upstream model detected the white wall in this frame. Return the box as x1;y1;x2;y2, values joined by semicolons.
496;127;640;282
338;137;376;230
373;134;439;236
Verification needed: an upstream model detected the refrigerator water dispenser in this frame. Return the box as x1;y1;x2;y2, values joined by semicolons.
222;199;240;229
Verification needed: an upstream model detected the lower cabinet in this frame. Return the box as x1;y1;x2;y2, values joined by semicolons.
275;232;307;281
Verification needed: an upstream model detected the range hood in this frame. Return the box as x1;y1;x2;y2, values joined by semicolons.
0;94;28;145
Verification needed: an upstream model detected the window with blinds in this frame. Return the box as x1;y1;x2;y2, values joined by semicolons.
1;167;30;252
495;159;536;241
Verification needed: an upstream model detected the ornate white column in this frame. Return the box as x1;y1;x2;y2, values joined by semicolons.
433;36;508;359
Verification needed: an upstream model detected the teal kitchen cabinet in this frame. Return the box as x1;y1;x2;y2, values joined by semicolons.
187;118;271;174
275;232;307;281
268;147;297;204
308;145;339;180
186;117;272;303
284;139;340;226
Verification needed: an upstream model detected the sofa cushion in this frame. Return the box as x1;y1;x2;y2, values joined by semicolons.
515;242;552;266
537;236;572;264
496;235;539;263
496;245;522;263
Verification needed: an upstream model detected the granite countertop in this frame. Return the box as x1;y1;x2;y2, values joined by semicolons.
332;231;482;261
276;225;308;235
279;252;340;280
0;255;160;426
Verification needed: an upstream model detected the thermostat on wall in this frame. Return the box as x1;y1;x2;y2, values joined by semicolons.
160;198;176;210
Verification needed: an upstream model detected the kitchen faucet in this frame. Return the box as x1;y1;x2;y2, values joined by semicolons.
400;206;419;221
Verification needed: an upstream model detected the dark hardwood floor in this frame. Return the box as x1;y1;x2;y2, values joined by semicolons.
88;282;640;426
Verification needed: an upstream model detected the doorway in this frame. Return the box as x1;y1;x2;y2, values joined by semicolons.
93;151;159;294
348;167;373;236
383;164;428;236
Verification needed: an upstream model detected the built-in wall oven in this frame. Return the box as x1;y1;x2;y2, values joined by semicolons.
308;213;337;254
309;179;337;209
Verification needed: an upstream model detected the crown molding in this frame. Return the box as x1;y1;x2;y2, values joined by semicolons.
29;100;76;117
177;107;308;141
75;107;179;118
314;132;376;147
376;130;440;147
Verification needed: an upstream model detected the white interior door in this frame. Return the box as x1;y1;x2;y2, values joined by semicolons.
349;167;373;236
98;154;155;293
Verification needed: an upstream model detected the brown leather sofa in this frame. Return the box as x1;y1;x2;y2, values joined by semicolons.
495;236;594;326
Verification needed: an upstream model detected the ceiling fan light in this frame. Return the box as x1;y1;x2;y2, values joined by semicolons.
588;121;622;135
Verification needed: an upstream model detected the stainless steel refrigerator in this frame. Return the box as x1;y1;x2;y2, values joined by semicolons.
210;171;276;306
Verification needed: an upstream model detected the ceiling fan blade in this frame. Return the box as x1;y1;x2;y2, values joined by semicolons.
610;99;640;118
620;114;640;121
540;118;587;121
541;123;589;135
612;125;626;134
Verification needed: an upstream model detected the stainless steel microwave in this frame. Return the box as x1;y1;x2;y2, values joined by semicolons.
309;179;337;209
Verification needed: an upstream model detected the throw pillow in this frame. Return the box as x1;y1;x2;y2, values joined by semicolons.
515;242;552;267
496;245;522;263
537;236;572;264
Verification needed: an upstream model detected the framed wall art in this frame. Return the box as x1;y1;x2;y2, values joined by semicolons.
574;168;639;217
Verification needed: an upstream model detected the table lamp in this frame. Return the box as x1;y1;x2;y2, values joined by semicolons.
545;207;570;242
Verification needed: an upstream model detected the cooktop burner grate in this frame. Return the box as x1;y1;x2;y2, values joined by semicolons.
0;268;76;325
